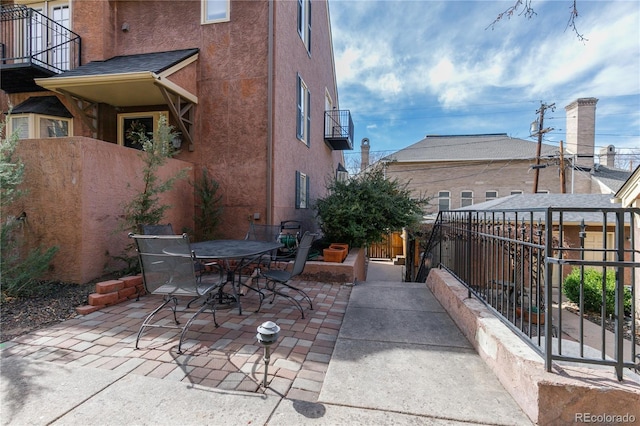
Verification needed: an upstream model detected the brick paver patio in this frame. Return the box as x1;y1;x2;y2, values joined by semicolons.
1;280;352;402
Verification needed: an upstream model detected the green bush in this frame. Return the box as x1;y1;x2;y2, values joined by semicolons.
314;166;427;248
563;267;632;315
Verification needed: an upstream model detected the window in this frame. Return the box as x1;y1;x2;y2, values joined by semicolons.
485;191;498;201
296;74;311;145
460;191;473;207
296;171;310;209
25;1;71;71
117;111;168;150
202;0;230;24
297;0;311;52
510;190;523;196
438;191;450;211
8;114;72;139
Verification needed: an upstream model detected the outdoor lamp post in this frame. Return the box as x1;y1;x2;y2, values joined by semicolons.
256;321;280;387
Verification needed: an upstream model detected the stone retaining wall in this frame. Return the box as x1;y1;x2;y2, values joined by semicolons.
426;268;640;425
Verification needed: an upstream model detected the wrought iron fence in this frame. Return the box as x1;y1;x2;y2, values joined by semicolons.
417;207;639;381
1;4;81;72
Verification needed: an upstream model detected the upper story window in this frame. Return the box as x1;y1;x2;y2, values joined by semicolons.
510;190;523;195
438;191;450;211
22;1;72;70
202;0;230;24
297;0;311;52
296;74;310;146
8;114;72;139
485;191;498;201
460;191;473;207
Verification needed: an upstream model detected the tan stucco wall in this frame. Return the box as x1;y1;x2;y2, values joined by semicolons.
9;137;194;284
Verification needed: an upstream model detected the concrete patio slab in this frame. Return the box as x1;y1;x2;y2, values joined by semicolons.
319;339;531;426
51;371;280;425
1;358;126;425
268;398;484;425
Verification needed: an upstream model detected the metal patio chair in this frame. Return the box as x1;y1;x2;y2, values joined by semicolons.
255;231;316;318
140;223;175;235
129;233;225;354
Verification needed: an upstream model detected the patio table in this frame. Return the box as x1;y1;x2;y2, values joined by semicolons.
188;239;282;315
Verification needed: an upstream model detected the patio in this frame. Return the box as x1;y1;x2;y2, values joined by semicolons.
1;280;351;402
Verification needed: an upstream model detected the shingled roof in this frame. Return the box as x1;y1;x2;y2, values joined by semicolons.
386;134;558;163
53;49;199;78
459;193;622;224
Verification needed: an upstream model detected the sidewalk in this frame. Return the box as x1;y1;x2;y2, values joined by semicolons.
1;260;531;425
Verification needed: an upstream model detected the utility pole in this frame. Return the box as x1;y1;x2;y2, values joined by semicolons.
559;139;566;193
531;102;555;193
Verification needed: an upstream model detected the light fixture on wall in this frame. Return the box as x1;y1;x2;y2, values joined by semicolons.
171;134;182;149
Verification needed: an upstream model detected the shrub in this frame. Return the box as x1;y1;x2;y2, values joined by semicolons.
193;167;223;242
113;115;188;274
314;165;427;248
1;117;59;299
563;267;632;316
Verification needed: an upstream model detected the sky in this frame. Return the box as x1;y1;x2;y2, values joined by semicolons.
328;0;640;171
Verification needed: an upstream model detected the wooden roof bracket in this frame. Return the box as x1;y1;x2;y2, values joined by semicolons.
59;89;98;138
157;85;195;152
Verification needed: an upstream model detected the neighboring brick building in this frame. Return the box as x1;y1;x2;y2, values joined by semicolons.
1;0;353;283
382;98;631;214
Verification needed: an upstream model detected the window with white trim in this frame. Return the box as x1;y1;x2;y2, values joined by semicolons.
8;114;72;139
485;191;498;201
117;111;168;150
202;0;229;24
510;190;523;195
438;191;450;211
296;74;311;145
296;171;310;209
460;191;473;207
297;0;311;52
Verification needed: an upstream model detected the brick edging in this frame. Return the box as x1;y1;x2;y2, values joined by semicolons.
76;275;145;315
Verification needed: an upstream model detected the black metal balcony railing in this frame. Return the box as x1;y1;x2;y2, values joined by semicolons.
417;208;639;381
324;109;354;150
1;4;81;92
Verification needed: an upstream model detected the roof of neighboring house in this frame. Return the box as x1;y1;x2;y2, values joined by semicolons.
590;164;634;193
614;165;640;207
54;49;200;77
8;96;72;118
458;193;622;224
385;134;558;163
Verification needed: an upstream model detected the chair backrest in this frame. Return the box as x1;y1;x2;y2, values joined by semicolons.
129;233;201;296
141;223;175;235
290;232;316;277
245;223;281;242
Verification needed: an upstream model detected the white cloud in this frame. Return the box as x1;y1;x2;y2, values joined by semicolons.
329;0;640;151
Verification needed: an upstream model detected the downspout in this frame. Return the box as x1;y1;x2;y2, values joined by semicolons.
266;0;274;224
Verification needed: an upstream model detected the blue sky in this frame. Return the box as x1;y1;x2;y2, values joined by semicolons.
328;0;640;170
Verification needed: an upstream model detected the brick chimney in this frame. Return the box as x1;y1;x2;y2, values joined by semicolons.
599;145;616;167
360;138;370;172
565;98;598;170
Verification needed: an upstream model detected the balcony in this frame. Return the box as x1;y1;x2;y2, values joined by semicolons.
324;109;354;150
1;5;81;93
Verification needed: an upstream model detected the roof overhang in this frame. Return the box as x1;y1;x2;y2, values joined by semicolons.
34;70;197;107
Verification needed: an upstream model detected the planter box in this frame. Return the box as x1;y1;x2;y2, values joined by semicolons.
300;247;366;283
